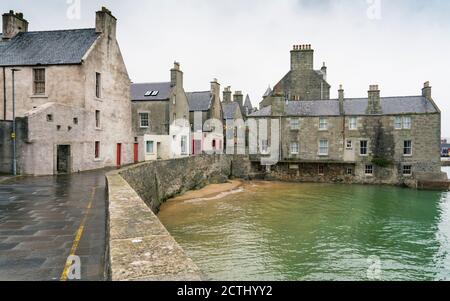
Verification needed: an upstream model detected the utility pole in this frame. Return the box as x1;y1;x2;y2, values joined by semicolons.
11;68;20;176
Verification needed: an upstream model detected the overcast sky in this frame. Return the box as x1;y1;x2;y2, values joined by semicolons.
2;0;450;136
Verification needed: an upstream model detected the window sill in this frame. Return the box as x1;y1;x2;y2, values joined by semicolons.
318;154;329;157
318;129;328;132
403;154;413;157
30;94;48;98
365;174;374;177
95;97;103;102
94;158;102;162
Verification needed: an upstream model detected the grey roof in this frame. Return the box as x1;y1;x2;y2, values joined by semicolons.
131;82;172;101
263;86;272;97
248;96;438;117
0;29;100;67
186;91;212;111
244;95;253;110
222;102;240;119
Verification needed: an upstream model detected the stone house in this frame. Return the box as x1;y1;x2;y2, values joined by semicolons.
249;45;445;187
186;78;224;155
243;94;255;118
222;86;245;150
0;8;133;175
259;44;330;109
131;62;190;161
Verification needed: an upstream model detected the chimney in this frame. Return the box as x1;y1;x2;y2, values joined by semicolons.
233;91;244;108
422;81;432;100
210;78;220;102
367;85;382;114
96;7;117;39
223;86;232;103
170;61;183;88
2;10;28;40
321;62;327;81
291;44;314;71
271;93;285;116
338;85;344;115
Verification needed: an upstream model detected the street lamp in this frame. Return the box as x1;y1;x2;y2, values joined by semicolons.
11;68;20;176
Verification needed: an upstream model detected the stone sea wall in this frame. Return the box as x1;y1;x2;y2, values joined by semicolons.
105;154;252;280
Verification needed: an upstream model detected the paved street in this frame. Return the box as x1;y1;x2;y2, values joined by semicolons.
0;169;109;281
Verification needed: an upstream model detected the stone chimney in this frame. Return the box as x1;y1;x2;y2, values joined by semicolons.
422;81;432;100
291;44;314;71
170;61;183;88
367;85;382;114
271;93;285;116
223;86;232;103
338;85;344;115
2;10;28;40
210;78;220;102
233;91;244;108
96;7;116;39
321;62;327;81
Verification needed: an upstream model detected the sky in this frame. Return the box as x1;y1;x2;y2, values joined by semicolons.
2;0;450;136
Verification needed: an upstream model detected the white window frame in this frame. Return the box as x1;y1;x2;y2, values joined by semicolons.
319;118;328;131
346;168;353;175
290;142;299;155
349;117;357;130
365;165;374;176
290;118;300;130
146;141;154;154
403;165;412;176
360;140;368;156
394;116;403;130
139;112;150;128
404;140;413;156
319;139;329;156
181;136;188;155
403;116;412;130
261;140;269;154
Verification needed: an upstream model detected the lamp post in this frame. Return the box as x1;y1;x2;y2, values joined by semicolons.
11;68;20;176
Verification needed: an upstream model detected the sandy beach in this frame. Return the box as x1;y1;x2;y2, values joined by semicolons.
167;180;244;203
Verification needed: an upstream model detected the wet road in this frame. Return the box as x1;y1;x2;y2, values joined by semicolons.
0;169;109;281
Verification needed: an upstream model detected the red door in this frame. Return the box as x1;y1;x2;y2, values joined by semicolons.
116;143;122;167
134;143;139;163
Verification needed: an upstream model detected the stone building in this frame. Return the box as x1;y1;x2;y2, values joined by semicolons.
222;86;245;150
259;44;330;108
187;78;224;155
243;94;255;117
131;62;190;161
249;45;444;186
0;8;133;175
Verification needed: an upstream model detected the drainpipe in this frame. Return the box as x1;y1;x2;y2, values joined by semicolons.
3;67;6;120
11;68;20;176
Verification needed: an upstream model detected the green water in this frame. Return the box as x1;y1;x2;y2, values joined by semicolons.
159;176;450;281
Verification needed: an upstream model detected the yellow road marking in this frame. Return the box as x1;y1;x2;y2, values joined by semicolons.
60;187;96;281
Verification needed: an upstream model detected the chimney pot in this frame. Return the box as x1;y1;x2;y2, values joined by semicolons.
2;10;28;39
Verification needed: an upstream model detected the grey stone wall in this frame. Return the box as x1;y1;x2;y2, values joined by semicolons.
119;155;252;213
0;117;27;174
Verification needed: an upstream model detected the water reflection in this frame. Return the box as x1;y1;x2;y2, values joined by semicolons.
159;182;450;281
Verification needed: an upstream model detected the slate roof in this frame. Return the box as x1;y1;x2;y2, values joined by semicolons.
186;91;212;112
131;82;172;101
248;96;438;117
0;29;100;67
222;102;240;119
244;95;253;110
263;86;272;97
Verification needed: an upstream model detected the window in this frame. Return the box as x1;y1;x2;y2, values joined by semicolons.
151;91;159;96
95;141;100;159
360;140;368;156
46;114;53;122
394;117;403;129
403;165;412;176
95;110;101;128
346;139;353;150
404;140;412;156
56;125;61;131
33;68;45;95
347;168;353;175
319;118;328;130
290;142;299;154
349;117;357;130
261;140;269;153
139;112;149;128
318;165;325;175
95;72;102;98
145;91;152;97
365;165;373;175
403;116;412;129
290;118;300;130
73;118;78;125
181;136;188;155
395;116;412;130
319;139;329;156
146;141;154;154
